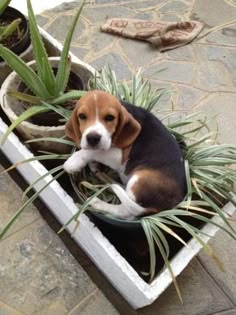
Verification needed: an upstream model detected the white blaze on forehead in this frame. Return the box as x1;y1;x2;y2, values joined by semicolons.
80;103;112;150
93;92;98;103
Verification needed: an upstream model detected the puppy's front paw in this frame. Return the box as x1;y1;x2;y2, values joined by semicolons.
63;159;81;174
88;197;104;210
63;151;87;174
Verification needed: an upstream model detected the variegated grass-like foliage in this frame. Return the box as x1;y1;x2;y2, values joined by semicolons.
1;67;236;301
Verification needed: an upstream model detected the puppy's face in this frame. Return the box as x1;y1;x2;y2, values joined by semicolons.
65;90;141;150
77;92;119;150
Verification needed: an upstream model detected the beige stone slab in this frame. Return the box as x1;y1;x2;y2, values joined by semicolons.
68;290;120;315
0;219;97;314
193;93;236;145
137;259;232;315
0;162;41;239
0;300;24;315
198;213;236;305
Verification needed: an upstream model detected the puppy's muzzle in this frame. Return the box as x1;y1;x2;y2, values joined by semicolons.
86;132;101;147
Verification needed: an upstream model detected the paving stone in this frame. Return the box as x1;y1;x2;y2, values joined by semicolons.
70;46;90;61
45;1;87;15
191;0;236;27
138;259;232;315
0;220;97;314
166;45;194;61
82;5;135;24
176;85;207;110
133;11;156;20
198;213;236;305
148;81;176;112
159;13;183;22
0;301;23;315
119;38;160;69
0;164;40;239
192;93;236;145
205;26;236;46
124;0;167;11
46;14;87;42
36;15;50;27
68;290;119;315
90;52;132;80
144;61;195;84
34;300;68;315
95;0;131;3
91;26;116;54
194;45;236;92
159;1;188;13
213;310;236;315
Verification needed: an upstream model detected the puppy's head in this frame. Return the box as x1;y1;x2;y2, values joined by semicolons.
65;90;141;150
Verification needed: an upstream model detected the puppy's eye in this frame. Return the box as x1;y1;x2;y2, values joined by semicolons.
78;113;87;120
104;114;115;122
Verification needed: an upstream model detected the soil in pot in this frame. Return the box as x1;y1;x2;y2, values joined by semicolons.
18;68;84;127
0;7;30;59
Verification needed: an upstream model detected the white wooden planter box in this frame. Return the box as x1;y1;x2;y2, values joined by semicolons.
0;28;235;310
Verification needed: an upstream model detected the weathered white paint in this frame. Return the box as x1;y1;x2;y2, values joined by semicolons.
0;30;235;309
11;0;76;15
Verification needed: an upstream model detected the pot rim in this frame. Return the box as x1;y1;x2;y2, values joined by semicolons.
0;6;30;61
0;57;92;131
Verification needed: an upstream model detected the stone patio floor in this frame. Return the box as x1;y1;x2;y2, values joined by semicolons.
1;0;236;314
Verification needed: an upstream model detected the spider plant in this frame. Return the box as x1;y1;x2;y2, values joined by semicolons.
89;66;167;113
1;69;236;301
0;0;86;144
0;0;22;43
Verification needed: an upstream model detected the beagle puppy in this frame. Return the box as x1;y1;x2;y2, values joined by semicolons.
63;90;186;219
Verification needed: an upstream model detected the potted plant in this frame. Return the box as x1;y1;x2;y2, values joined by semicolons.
0;0;32;85
0;0;93;153
0;67;235;302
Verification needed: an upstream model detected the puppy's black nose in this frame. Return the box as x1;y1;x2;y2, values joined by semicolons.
86;133;101;147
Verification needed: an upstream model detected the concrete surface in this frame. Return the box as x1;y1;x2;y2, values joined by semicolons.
1;0;236;314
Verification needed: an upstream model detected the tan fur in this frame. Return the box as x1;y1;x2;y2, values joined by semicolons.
65;90;141;149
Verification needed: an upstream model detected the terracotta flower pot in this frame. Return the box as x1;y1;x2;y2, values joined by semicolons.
0;57;94;153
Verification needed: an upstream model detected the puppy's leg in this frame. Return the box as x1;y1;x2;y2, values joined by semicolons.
64;147;123;174
63;150;93;174
88;180;146;220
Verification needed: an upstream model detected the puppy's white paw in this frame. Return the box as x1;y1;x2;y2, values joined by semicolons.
63;159;81;174
88;197;104;210
63;152;87;174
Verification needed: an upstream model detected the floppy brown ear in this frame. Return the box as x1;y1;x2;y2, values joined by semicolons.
65;104;82;146
113;106;141;149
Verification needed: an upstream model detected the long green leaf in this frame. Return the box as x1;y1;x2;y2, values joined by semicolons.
0;170;64;239
151;223;183;302
55;1;86;94
22;165;64;200
27;0;55;95
8;91;41;104
171;215;224;272
58;184;111;234
0;0;11;15
0;105;49;145
0;44;51;98
50;90;86;105
26;137;75;146
141;219;156;281
0;18;21;41
0;153;69;175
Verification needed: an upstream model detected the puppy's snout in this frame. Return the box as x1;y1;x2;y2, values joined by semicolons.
86;132;101;147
